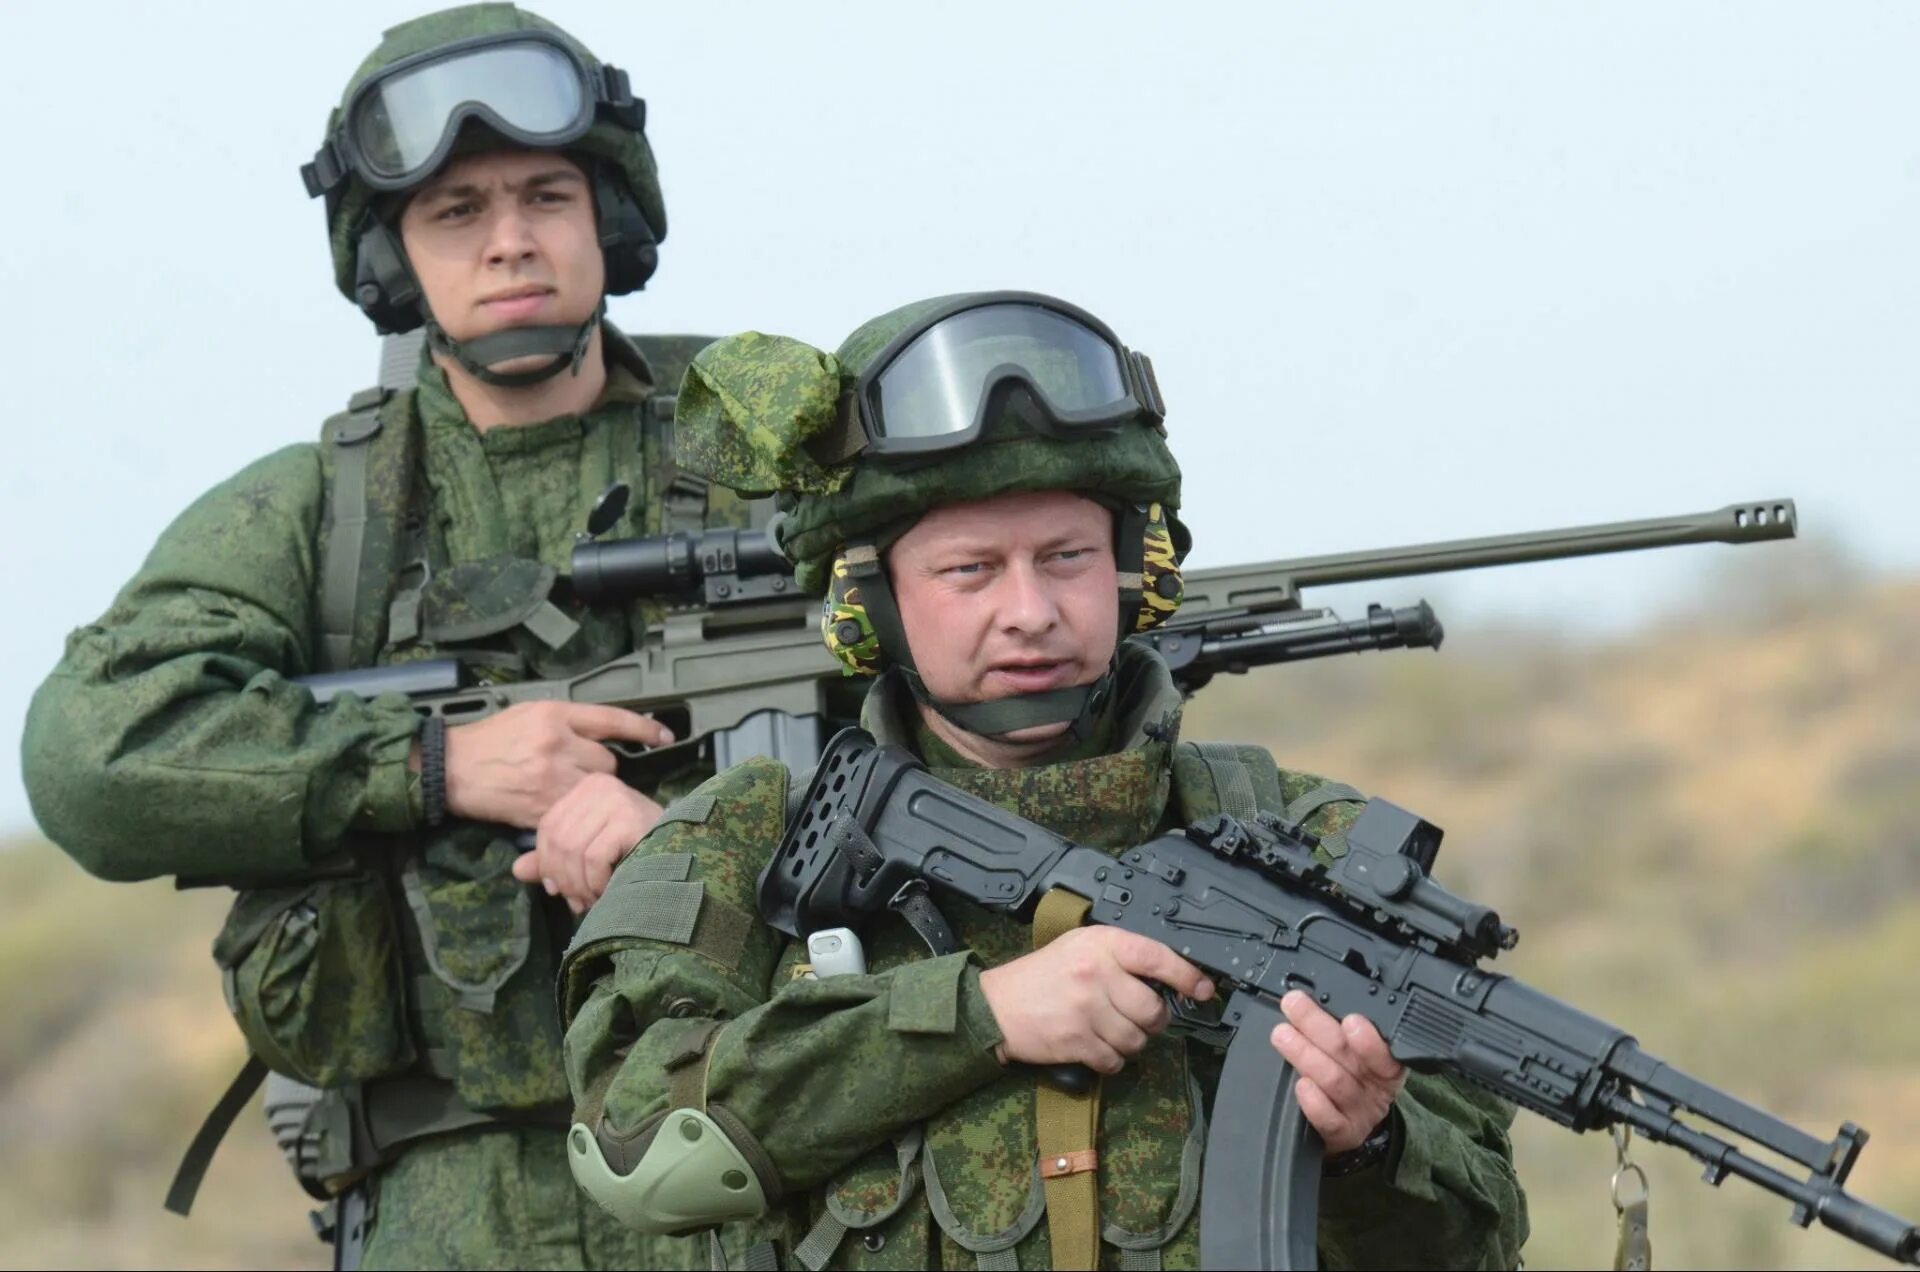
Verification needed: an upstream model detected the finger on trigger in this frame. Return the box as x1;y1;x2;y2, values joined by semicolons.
564;704;677;747
1113;932;1210;1000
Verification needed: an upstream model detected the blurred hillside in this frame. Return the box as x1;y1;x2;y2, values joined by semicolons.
3;568;1917;1269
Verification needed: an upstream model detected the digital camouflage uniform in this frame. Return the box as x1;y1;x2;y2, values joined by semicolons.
559;644;1529;1269
23;334;735;1270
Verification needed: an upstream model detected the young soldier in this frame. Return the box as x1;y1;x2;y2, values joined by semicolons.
22;5;736;1266
557;293;1530;1269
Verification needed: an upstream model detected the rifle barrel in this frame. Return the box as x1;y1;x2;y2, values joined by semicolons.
1175;499;1797;620
1283;499;1797;590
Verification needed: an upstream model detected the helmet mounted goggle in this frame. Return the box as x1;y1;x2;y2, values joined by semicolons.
302;29;644;198
814;292;1167;466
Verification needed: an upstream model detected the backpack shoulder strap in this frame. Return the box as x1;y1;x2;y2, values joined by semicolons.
628;332;723;537
315;385;419;672
1171;740;1287;822
1170;740;1367;850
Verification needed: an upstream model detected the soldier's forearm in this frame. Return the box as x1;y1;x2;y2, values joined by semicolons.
24;629;421;880
577;950;1004;1199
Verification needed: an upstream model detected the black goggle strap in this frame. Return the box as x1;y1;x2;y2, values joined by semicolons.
303;141;347;198
804;389;870;468
594;64;646;130
841;540;916;675
1129;350;1166;423
1113;503;1150;637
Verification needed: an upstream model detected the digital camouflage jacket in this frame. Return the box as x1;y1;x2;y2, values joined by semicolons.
560;644;1530;1270
22;329;738;1270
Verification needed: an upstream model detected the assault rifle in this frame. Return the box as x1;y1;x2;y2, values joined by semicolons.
296;498;1799;781
760;729;1920;1270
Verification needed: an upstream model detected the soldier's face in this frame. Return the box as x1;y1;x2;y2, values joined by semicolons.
889;491;1120;745
399;150;605;364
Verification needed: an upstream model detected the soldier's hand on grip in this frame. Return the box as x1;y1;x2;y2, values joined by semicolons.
1271;990;1407;1154
978;927;1214;1075
441;701;674;829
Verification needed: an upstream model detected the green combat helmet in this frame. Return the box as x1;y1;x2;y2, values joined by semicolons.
674;291;1191;739
301;2;666;386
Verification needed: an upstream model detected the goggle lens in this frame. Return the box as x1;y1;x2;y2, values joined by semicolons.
873;304;1131;443
353;41;587;181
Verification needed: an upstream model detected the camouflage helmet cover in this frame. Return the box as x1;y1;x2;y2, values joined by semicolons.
677;294;1185;593
322;2;666;301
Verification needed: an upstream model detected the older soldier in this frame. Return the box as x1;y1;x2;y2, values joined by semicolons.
22;4;737;1267
557;293;1529;1269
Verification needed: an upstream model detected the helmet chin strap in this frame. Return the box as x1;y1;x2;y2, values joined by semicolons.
899;661;1116;742
424;299;605;388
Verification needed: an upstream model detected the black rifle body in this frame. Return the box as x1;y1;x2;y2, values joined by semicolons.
760;730;1919;1270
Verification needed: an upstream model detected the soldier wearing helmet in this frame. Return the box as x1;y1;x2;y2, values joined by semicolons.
23;5;738;1267
555;293;1530;1268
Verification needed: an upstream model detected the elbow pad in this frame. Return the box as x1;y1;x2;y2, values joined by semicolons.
569;1107;772;1235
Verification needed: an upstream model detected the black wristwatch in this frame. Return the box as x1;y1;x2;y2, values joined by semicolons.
1322;1115;1395;1177
420;715;448;828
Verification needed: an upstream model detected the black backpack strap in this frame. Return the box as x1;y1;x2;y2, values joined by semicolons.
164;1054;269;1216
315;387;420;672
648;416;711;535
620;331;721;536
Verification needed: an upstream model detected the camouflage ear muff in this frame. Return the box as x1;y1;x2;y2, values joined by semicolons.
1134;501;1185;632
821;553;885;677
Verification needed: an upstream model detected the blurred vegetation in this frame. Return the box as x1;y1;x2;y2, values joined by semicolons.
3;564;1917;1269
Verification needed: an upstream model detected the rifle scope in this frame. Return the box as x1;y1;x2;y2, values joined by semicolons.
571;527;792;606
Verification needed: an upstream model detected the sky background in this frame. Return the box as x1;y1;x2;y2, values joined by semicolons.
2;2;1916;836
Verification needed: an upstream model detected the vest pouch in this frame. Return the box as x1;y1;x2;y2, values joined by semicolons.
414;557;585;664
921;1081;1049;1266
213;871;415;1088
917;1042;1206;1269
1096;1052;1208;1266
793;1129;930;1270
398;828;570;1113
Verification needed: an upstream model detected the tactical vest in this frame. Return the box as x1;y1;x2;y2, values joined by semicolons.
169;332;726;1217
